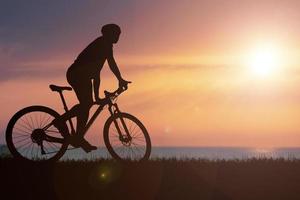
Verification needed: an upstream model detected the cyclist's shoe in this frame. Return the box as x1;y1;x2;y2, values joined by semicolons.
69;135;97;152
68;135;81;148
80;139;97;153
52;117;68;136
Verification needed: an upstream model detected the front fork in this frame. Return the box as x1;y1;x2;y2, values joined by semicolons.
109;104;132;142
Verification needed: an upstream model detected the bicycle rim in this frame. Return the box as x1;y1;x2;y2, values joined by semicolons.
6;106;69;162
103;113;151;161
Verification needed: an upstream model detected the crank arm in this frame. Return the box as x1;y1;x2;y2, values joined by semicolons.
40;142;46;155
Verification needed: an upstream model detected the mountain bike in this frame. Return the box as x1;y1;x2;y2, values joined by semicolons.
6;84;151;162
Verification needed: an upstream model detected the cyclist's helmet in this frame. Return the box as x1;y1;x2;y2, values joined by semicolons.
101;24;121;36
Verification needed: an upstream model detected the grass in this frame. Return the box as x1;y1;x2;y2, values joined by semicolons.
1;158;300;200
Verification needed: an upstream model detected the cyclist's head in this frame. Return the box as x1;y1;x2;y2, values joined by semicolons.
101;24;121;43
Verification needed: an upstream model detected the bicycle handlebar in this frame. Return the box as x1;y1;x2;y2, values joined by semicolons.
94;82;131;105
104;87;124;98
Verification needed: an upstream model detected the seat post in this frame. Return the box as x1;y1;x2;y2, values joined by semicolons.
58;91;76;135
58;91;69;112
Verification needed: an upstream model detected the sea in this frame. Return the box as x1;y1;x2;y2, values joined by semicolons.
1;145;300;160
59;147;300;160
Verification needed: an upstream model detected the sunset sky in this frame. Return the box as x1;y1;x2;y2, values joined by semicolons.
1;0;300;147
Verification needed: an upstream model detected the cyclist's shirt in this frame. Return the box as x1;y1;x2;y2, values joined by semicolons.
69;36;113;79
75;36;113;65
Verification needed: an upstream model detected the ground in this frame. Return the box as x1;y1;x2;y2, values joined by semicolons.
1;158;300;200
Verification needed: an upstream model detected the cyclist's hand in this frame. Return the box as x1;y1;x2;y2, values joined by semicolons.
119;79;131;90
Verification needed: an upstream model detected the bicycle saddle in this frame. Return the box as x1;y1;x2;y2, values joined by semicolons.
49;84;72;92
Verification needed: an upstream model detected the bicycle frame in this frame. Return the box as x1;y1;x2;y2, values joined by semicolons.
43;87;132;145
81;89;132;141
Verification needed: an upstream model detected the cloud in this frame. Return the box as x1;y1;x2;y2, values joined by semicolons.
0;57;67;83
0;43;69;82
0;65;65;82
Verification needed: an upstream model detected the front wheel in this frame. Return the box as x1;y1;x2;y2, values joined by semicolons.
103;113;151;161
6;106;69;162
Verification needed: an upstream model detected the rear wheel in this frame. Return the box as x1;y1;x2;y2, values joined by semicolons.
6;106;69;162
103;113;151;161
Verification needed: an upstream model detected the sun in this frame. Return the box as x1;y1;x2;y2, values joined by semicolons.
245;44;283;78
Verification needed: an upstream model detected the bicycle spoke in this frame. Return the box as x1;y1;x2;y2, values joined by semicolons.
131;146;144;156
43;142;52;152
130;123;138;136
45;135;64;144
111;131;121;137
13;136;31;144
29;115;35;129
128;119;133;133
43;115;52;127
111;134;120;138
131;127;142;138
29;143;34;158
132;137;146;142
18;140;33;153
45;129;61;135
20;118;33;131
112;126;118;134
13;135;29;140
133;146;144;153
131;145;145;155
25;142;35;158
49;141;60;149
111;138;122;143
111;138;121;143
129;146;136;159
45;141;57;153
47;140;60;150
127;149;132;159
8;108;69;160
38;113;42;128
131;140;146;147
12;133;29;138
40;112;47;128
39;113;44;128
14;124;32;133
111;138;123;146
119;147;126;157
39;112;52;129
35;113;39;128
36;112;43;129
24;115;34;130
34;144;39;159
132;142;146;148
14;127;31;135
132;136;146;143
106;114;150;161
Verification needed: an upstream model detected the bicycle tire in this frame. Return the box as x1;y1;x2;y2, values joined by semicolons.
6;105;69;162
103;112;151;161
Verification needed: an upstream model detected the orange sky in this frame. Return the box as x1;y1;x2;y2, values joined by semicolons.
1;0;300;147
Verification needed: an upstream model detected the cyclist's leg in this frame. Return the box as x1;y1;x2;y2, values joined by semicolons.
56;104;80;122
55;66;91;124
71;79;97;151
56;65;96;151
73;80;93;137
52;66;81;123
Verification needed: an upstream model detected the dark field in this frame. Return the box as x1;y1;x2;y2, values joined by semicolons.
1;158;300;200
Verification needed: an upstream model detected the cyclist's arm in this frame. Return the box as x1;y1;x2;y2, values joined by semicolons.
107;47;130;90
107;54;123;81
93;76;100;101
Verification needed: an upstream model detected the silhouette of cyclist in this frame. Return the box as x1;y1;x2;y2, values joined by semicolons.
54;24;130;152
